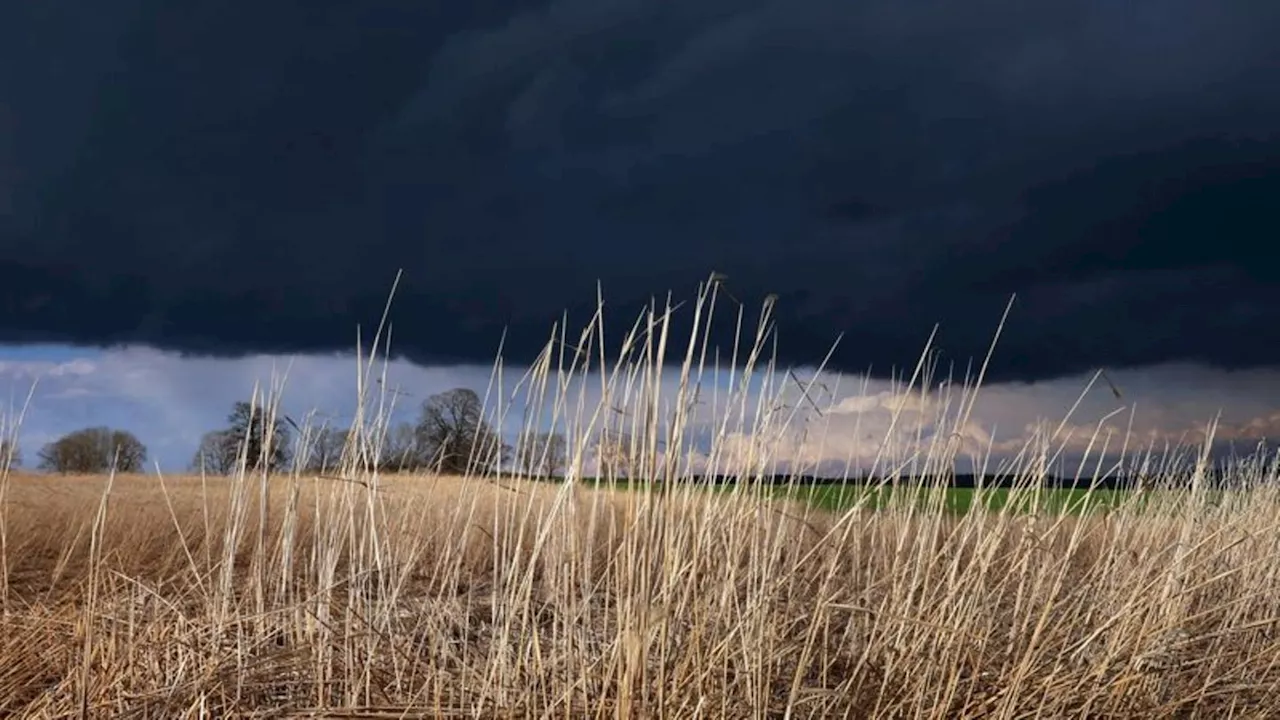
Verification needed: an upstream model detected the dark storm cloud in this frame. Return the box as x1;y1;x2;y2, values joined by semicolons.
1;0;1278;382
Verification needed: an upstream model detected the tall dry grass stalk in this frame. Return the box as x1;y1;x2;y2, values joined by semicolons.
2;277;1280;718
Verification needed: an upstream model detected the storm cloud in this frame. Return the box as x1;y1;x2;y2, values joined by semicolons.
2;0;1278;382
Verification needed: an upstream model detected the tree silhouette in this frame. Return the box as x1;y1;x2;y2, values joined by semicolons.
0;438;20;470
414;388;508;475
515;430;567;478
190;430;238;475
37;427;147;474
207;402;292;473
299;425;349;473
231;401;291;472
376;421;430;472
597;429;638;479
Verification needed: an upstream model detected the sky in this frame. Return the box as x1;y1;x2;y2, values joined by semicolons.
1;0;1278;473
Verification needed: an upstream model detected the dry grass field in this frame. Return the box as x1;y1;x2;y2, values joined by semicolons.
3;463;1280;718
3;286;1280;718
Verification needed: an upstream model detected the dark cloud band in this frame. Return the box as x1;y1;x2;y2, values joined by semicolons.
1;0;1278;382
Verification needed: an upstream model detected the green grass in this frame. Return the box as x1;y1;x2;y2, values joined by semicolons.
772;483;1131;515
579;477;1133;515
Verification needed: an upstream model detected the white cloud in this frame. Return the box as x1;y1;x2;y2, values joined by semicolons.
0;357;97;380
684;363;1280;478
2;344;1277;477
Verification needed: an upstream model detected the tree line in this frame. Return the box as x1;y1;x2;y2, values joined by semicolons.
4;387;569;478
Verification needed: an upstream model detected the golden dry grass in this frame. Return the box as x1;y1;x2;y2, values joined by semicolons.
2;467;1280;718
4;281;1280;717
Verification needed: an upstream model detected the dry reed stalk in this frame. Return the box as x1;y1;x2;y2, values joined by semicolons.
1;278;1278;718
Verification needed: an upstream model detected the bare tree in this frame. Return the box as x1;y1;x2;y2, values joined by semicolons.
38;427;147;474
225;401;292;472
415;388;509;475
298;425;349;474
190;402;294;475
1;438;20;470
597;429;638;479
515;430;567;478
191;430;238;475
376;421;429;472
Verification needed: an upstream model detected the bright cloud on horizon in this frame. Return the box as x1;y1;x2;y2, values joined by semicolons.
1;343;1278;475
